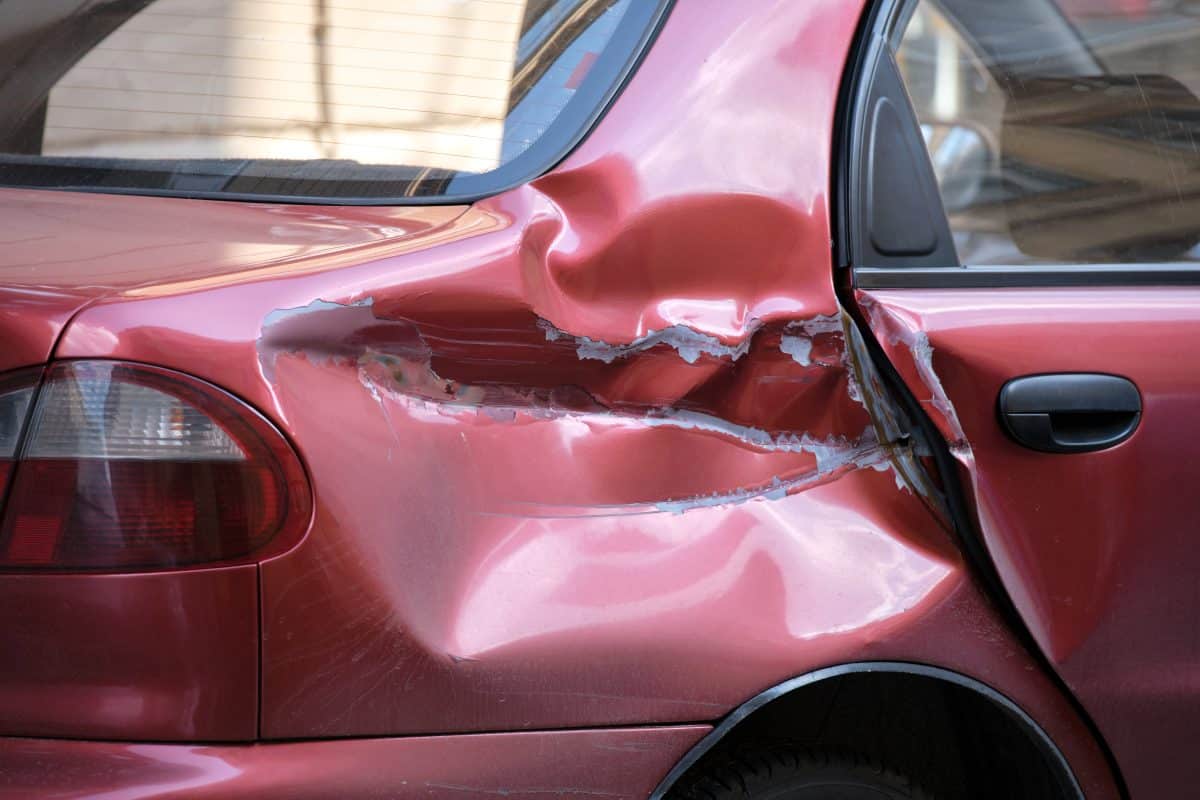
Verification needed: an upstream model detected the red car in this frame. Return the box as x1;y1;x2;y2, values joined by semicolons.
0;0;1194;797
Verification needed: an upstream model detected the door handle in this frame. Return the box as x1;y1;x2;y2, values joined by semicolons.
998;374;1141;454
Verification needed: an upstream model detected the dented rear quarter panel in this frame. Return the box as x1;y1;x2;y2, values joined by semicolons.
40;0;1116;795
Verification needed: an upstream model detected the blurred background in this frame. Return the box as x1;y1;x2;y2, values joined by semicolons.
37;0;630;174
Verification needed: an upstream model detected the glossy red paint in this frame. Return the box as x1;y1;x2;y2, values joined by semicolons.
46;0;960;738
0;726;708;799
858;286;1200;799
0;187;465;372
0;289;83;373
0;566;258;740
0;0;1125;797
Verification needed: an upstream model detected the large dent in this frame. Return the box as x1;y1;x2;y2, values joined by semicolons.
220;2;972;731
29;0;1094;771
240;175;963;739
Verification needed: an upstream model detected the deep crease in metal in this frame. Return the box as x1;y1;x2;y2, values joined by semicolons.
257;296;921;513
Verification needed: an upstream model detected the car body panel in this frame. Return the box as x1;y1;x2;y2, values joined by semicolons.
0;193;465;741
0;189;465;296
0;565;258;741
0;288;83;372
0;187;464;370
48;0;954;737
0;726;709;799
857;285;1200;799
0;0;1125;796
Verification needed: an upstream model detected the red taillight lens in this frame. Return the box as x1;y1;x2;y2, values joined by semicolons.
0;362;310;570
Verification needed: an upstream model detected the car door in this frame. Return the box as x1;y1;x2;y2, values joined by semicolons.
846;0;1200;796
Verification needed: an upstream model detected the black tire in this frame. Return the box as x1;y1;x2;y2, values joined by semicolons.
668;747;933;800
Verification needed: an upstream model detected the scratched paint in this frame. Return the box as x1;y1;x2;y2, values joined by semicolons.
57;162;964;741
40;0;970;746
257;294;917;514
855;292;967;446
539;319;759;365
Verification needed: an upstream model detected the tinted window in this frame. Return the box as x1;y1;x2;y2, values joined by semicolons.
894;0;1200;265
0;0;665;202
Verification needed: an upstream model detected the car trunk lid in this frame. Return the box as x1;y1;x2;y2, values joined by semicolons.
0;187;466;372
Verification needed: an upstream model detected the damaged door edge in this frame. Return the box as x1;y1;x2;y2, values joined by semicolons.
839;294;1032;642
837;289;1134;800
839;311;946;513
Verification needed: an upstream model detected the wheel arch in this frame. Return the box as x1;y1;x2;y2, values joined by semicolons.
649;661;1083;800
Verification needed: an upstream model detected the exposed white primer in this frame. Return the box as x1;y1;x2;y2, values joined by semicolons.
778;335;813;366
643;409;878;472
839;315;880;416
257;296;389;380
538;319;756;365
260;296;374;329
273;304;904;513
777;314;872;414
655;476;788;514
655;444;895;514
908;331;965;441
777;313;848;368
861;300;967;444
846;375;864;404
538;320;566;342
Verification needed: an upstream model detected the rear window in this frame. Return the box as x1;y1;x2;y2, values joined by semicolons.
0;0;668;203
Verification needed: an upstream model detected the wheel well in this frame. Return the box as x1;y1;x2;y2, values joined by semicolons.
653;663;1081;800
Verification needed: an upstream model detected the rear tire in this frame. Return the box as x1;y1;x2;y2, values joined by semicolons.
668;747;933;800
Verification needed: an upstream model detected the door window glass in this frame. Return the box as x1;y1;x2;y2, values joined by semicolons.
893;0;1200;265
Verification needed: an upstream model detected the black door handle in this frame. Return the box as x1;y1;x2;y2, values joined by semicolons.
999;374;1141;454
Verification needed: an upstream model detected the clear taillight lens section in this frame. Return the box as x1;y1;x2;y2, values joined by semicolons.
0;370;38;500
0;362;311;570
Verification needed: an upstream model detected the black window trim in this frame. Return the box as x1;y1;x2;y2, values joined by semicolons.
0;0;675;207
839;0;1200;290
854;264;1200;288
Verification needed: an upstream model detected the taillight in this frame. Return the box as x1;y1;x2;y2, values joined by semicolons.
0;369;38;500
0;361;310;570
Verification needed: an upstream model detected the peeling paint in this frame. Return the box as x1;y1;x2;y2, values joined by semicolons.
654;476;788;514
857;294;967;446
356;350;884;489
640;409;877;471
255;295;411;381
654;444;898;514
258;297;926;516
260;297;374;329
775;314;847;369
538;318;756;364
909;330;965;442
778;334;813;366
56;0;987;752
839;311;951;514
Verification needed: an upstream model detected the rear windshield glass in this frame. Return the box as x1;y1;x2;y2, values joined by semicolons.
0;0;667;203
